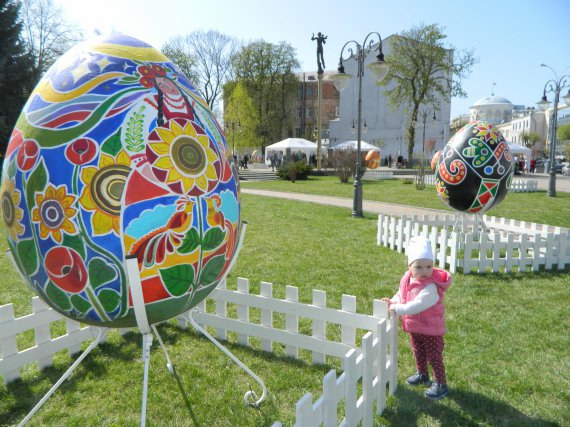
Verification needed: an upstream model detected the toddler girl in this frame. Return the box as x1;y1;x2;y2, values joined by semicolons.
382;236;452;400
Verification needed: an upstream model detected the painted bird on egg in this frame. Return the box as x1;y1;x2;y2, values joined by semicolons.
1;35;241;328
434;121;513;213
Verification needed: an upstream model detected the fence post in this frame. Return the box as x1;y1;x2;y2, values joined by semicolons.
312;290;326;365
260;281;273;353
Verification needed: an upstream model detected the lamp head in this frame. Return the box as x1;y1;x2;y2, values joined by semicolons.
537;92;551;111
330;59;352;92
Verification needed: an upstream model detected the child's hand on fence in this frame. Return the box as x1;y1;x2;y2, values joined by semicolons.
381;298;395;311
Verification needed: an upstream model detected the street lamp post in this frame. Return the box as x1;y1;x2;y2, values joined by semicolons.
225;120;241;159
536;63;570;197
331;32;390;217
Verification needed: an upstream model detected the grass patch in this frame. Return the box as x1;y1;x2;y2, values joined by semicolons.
0;194;569;426
242;175;570;228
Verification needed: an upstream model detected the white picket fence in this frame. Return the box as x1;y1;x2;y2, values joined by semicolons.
0;278;398;426
414;174;538;192
377;213;570;274
362;170;394;181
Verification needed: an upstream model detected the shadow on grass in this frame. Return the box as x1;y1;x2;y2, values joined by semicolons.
382;385;560;427
0;322;326;426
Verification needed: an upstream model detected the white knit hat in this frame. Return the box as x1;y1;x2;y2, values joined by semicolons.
406;236;434;265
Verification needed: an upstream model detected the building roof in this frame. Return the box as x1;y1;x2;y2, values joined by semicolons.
471;95;513;108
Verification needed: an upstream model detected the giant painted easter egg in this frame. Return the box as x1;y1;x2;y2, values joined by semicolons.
434;121;513;213
365;150;380;169
1;35;241;327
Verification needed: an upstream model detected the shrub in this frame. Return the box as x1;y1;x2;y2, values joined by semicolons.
330;148;366;183
277;160;312;182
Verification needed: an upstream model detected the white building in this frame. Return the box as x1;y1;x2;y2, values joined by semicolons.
328;35;451;160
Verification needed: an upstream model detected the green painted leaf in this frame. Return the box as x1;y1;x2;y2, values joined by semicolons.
202;227;225;251
199;255;225;286
98;289;120;312
62;234;86;259
179;228;200;254
25;159;47;210
70;294;91;314
88;258;117;289
46;281;71;311
7;159;16;179
159;264;194;297
16;239;38;276
101;129;123;156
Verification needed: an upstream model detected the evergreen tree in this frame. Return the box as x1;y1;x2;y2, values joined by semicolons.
0;0;35;157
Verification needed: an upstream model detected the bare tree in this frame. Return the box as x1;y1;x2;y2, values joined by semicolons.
164;30;237;110
20;0;82;82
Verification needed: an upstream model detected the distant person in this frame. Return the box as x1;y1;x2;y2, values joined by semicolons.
530;158;536;173
382;236;452;400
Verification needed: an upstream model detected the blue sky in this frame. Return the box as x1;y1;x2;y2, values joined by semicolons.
54;0;569;118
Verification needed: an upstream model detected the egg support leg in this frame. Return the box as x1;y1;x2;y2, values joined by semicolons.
5;249;109;427
125;221;265;426
16;327;109;427
180;221;267;407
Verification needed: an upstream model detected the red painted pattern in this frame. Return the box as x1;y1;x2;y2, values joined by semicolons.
438;158;466;185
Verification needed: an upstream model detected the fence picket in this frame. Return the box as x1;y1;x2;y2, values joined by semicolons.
361;333;374;427
341;295;356;348
237;278;250;346
312;290;326;364
343;349;358;426
214;278;228;341
0;304;19;384
286;285;299;358
260;282;273;353
32;298;53;370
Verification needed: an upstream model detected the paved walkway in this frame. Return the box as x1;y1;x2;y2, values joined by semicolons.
241;188;447;218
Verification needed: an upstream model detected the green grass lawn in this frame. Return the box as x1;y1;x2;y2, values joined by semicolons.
1;189;569;426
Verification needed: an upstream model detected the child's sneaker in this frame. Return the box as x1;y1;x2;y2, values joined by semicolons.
425;382;448;400
406;372;430;386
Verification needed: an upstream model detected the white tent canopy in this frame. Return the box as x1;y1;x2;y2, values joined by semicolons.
332;140;380;151
265;138;319;161
508;143;531;172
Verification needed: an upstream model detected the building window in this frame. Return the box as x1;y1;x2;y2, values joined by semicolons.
307;87;313;98
306;109;312;118
297;108;303;118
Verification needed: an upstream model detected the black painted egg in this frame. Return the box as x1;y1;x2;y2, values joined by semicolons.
434;121;513;213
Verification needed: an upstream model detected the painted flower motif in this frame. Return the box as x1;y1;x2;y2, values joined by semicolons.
1;178;25;240
148;119;220;195
31;184;78;243
45;246;88;293
137;64;167;88
79;150;131;235
66;137;98;165
16;139;40;171
473;122;501;145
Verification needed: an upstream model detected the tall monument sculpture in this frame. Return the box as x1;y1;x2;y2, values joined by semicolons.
311;32;327;170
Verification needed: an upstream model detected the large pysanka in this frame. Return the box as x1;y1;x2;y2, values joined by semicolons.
434;121;513;213
1;35;241;327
